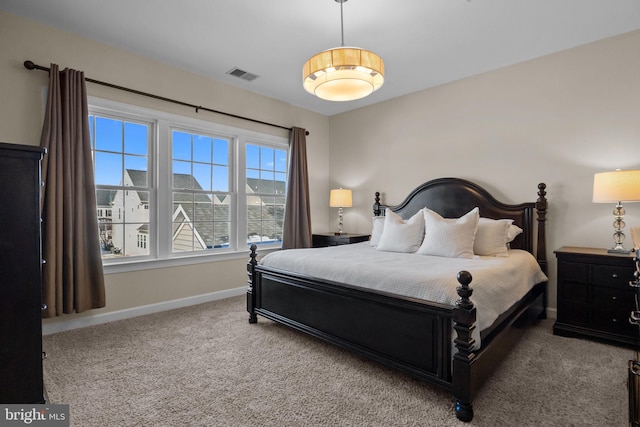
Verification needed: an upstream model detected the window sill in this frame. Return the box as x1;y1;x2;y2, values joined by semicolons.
102;246;281;274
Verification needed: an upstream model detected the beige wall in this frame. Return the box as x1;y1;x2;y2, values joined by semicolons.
329;30;640;314
0;10;331;327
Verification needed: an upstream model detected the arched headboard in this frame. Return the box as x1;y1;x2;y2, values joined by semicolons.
373;178;548;271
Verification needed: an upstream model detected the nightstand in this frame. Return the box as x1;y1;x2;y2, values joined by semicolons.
554;246;638;347
312;233;370;247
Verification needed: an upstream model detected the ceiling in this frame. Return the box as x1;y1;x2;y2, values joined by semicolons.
3;0;640;116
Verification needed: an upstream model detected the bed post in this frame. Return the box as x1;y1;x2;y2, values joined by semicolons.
535;183;548;274
373;191;382;216
452;270;476;422
247;244;258;324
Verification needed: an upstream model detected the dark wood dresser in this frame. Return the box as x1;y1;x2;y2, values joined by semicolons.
312;233;370;247
0;143;46;403
554;246;638;347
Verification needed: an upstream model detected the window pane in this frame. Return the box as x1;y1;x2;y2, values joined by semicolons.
214;222;230;248
275;197;286;221
275;149;287;172
124;122;148;155
246;144;259;169
193;222;213;250
172;161;192;189
260;171;275;194
125;156;147;185
95;152;122;185
193;163;212;191
172;131;191;161
212;166;228;192
214;196;230;221
193;194;213;222
214;138;229;165
95;117;122;152
275;173;287;195
193;135;212;163
260;146;274;170
173;192;194;219
126;223;150;256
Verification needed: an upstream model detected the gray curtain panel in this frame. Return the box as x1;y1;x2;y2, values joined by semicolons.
282;127;312;249
40;64;106;317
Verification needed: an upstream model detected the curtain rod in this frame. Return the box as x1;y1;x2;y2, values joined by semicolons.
23;60;308;135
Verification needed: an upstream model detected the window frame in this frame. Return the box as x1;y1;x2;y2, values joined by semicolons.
88;97;289;274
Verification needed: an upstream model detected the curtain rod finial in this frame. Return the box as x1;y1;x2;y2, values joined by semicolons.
24;60;36;70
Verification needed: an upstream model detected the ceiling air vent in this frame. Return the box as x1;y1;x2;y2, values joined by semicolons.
226;67;259;82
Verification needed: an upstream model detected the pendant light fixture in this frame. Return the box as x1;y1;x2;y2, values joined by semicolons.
303;0;384;102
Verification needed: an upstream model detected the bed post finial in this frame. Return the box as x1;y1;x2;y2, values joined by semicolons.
247;244;258;324
453;270;476;422
373;192;381;216
536;183;548;274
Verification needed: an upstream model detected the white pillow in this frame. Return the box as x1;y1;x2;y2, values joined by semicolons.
507;224;523;242
369;216;385;246
474;218;513;257
417;207;479;258
375;208;425;253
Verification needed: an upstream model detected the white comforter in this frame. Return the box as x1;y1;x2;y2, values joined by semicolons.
260;243;548;339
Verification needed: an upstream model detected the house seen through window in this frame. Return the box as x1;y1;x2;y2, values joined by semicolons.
89;101;288;264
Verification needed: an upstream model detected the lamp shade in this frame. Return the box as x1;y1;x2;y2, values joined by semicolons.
303;47;384;101
329;188;352;207
593;170;640;203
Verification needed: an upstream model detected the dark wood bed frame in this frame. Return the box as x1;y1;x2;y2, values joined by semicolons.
247;178;548;422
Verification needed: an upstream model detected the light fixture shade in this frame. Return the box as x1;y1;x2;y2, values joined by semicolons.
329;188;353;207
593;170;640;203
303;47;384;101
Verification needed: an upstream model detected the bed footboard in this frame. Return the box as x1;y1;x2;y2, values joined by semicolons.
247;244;480;421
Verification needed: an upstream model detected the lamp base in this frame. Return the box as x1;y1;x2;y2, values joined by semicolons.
607;247;633;254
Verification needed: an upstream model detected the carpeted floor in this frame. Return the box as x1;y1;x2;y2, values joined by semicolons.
43;295;631;426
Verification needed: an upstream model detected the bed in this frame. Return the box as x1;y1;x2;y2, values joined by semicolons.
246;177;548;422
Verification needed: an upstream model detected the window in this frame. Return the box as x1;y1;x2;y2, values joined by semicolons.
246;144;287;246
89;99;288;267
90;114;151;259
171;129;231;252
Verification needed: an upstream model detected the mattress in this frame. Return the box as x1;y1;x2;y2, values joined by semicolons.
260;242;548;337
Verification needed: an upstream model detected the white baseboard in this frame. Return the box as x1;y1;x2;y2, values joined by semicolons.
42;286;246;335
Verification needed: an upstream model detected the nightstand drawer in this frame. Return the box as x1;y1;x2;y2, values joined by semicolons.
591;287;637;336
557;280;589;304
558;261;589;284
592;264;634;288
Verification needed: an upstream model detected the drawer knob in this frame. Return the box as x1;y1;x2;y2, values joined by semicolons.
612;273;618;278
612;296;617;300
612;318;618;322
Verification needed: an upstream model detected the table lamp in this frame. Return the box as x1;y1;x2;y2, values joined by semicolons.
593;169;640;253
329;188;352;235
